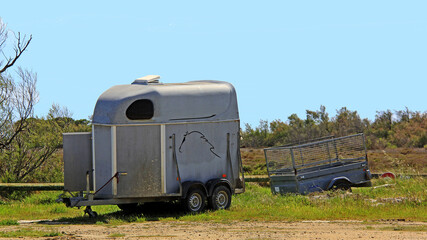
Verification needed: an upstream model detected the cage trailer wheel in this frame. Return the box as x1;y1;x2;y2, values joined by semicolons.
331;181;352;192
184;188;206;213
209;185;232;210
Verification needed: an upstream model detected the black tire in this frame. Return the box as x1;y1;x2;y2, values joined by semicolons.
209;185;232;210
183;188;206;213
331;181;352;192
89;211;98;218
117;203;138;212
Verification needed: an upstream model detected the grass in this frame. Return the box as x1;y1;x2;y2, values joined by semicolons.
183;177;425;222
365;225;427;232
108;233;126;238
0;220;18;226
0;191;120;221
379;225;427;231
0;177;425;225
241;148;268;175
369;148;427;174
0;228;61;238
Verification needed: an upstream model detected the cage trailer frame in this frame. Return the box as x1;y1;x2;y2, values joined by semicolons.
59;76;245;216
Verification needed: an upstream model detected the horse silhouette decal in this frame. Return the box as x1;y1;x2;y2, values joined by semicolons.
178;131;221;158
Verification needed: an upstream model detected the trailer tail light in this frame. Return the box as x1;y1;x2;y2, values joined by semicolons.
222;174;227;178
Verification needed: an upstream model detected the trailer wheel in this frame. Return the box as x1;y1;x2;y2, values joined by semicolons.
184;188;206;213
117;203;138;212
84;206;98;218
209;185;232;210
331;181;352;192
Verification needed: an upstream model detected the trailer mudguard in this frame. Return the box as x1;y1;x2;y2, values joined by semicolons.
365;169;372;180
354;180;372;187
181;181;208;199
326;177;352;190
206;178;233;196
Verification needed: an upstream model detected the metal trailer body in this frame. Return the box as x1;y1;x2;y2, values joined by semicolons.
62;76;244;213
264;134;372;195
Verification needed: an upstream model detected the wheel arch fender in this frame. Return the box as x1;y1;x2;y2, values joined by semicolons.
181;181;208;199
327;177;352;190
206;178;233;197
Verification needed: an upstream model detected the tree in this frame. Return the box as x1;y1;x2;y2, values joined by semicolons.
0;18;36;151
287;113;305;142
332;107;365;137
305;105;332;139
0;104;91;182
241;120;272;147
269;119;290;145
1;117;61;182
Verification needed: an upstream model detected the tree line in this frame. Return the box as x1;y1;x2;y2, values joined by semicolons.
241;105;427;149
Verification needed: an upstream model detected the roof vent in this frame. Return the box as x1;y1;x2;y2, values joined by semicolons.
132;75;161;85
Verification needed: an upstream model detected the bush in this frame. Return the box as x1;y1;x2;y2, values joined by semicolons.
241;107;427;150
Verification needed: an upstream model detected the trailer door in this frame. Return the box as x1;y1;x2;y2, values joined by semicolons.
115;125;162;198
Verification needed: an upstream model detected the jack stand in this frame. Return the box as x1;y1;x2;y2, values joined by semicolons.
84;206;98;218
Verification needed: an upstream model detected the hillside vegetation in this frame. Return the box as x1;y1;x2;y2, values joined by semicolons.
240;106;427;175
241;106;427;150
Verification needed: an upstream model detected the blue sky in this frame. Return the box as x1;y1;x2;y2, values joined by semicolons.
1;1;426;127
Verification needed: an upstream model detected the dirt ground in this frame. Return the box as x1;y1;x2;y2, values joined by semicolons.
3;220;426;239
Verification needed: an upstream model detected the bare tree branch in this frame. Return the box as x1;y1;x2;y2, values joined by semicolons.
0;20;7;53
0;18;37;151
0;32;32;74
0;69;38;150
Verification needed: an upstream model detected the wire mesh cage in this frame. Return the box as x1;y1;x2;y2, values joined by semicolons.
265;134;367;175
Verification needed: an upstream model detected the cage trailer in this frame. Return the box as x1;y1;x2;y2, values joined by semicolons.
60;75;245;216
264;134;372;195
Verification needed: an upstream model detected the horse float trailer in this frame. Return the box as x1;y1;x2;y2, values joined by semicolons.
59;75;245;216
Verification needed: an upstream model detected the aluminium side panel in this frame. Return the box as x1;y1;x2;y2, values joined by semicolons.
270;175;298;194
63;132;93;191
93;125;112;198
115;125;162;198
164;121;240;194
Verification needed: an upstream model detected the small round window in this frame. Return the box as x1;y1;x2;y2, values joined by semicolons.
126;99;154;120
